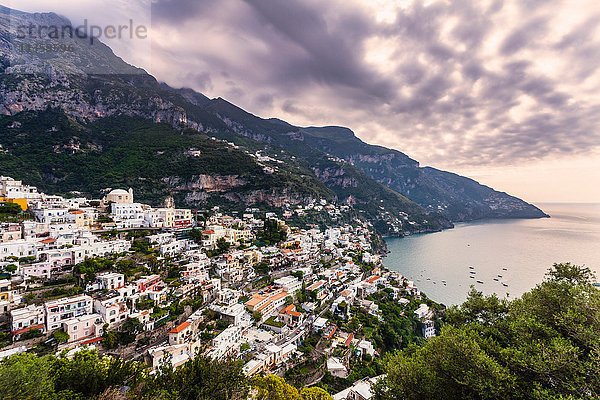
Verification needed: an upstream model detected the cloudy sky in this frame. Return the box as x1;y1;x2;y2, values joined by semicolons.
7;0;600;203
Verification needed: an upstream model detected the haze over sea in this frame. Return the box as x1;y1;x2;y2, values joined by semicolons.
384;203;600;306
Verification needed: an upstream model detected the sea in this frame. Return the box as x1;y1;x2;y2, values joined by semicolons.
383;203;600;306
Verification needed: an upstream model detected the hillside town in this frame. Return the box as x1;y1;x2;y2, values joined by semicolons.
0;175;441;399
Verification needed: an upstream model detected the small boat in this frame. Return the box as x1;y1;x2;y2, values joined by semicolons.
426;278;431;280
441;280;446;283
502;267;508;271
469;266;475;269
493;278;499;281
469;276;475;279
497;275;503;278
477;280;484;284
470;271;476;274
443;283;447;286
502;282;509;287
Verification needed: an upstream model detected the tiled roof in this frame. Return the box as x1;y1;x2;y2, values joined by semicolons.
169;321;190;334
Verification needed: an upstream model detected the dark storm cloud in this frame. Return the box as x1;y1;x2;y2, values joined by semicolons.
148;0;600;168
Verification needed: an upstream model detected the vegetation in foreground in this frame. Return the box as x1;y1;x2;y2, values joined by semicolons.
374;262;600;400
0;263;597;400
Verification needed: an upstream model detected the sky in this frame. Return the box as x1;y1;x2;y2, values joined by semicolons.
5;0;600;203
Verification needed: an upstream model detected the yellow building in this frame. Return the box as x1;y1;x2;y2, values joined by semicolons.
0;197;28;211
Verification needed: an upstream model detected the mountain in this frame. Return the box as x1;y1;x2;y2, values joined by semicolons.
299;126;548;221
181;96;546;221
0;6;545;237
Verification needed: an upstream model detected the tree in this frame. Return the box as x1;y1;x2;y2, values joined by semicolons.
136;295;154;310
0;202;22;215
0;353;54;400
258;219;288;245
121;317;143;335
374;263;600;400
240;343;251;352
300;387;334;400
188;228;204;243
291;270;304;280
216;237;230;253
252;375;334;400
102;329;118;349
151;355;248;400
0;349;143;400
252;311;262;323
252;374;300;400
545;261;595;285
52;349;143;397
52;330;70;344
4;264;17;274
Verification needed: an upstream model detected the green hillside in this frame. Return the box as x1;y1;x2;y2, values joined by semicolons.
0;110;330;207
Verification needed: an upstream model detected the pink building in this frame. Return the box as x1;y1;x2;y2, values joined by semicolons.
62;313;104;343
134;275;163;293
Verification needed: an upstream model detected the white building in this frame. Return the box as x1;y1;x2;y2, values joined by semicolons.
274;276;302;294
11;304;45;335
33;208;69;224
111;203;146;228
105;188;133;204
209;325;244;360
422;320;436;339
45;294;93;331
86;272;125;291
0;239;38;261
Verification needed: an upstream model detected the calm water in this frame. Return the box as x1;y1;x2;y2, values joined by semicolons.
383;203;600;306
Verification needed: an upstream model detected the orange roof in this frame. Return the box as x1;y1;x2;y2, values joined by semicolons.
40;238;56;244
327;325;338;339
365;276;380;284
268;291;288;302
340;289;352;297
169;321;190;334
307;281;324;291
288;311;301;317
246;295;267;306
203;230;215;234
337;272;344;277
281;304;296;313
70;210;85;214
345;333;354;347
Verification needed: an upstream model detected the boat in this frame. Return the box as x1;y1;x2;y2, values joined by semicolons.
493;278;499;281
469;276;475;279
470;271;476;274
497;274;503;278
502;267;508;271
426;278;431;280
477;280;484;284
469;266;475;269
502;282;509;287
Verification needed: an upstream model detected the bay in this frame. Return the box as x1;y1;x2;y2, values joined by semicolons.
383;203;600;306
